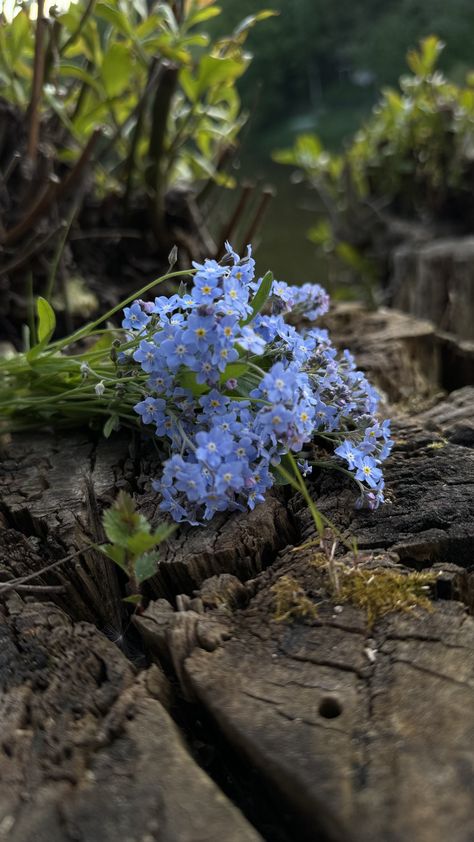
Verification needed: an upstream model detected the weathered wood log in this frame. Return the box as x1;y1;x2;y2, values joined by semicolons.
1;305;474;841
181;397;474;841
322;304;441;404
391;236;474;340
0;595;262;842
0;430;294;605
185;577;474;842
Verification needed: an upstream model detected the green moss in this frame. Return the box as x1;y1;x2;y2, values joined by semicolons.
271;575;319;623
339;568;436;627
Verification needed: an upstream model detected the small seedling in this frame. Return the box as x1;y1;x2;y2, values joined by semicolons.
100;490;175;604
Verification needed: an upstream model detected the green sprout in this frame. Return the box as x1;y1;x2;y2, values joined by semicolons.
100;490;175;604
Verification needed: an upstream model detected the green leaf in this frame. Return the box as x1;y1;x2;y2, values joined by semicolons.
186;6;222;29
126;530;162;556
271;468;290;486
99;543;128;572
178;369;208;396
153;523;177;542
155;2;178;34
96;2;133;37
241;270;273;326
193;55;247;99
123;593;142;605
89;332;115;352
59;63;102;95
103;507;132;546
37;297;56;344
134;551;160;584
219;362;249;383
101;43;134;97
406;36;444;77
103;414;119;438
233;10;278;39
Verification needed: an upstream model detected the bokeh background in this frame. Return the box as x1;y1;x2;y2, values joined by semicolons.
208;0;474;281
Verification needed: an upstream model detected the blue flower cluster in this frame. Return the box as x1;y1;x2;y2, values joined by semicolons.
121;243;392;524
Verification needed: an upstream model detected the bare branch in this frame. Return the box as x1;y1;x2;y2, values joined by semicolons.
27;0;47;163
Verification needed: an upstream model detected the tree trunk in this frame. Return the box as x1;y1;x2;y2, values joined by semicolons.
1;305;474;841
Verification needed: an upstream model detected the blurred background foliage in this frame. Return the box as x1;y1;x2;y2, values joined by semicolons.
0;0;275;340
2;0;474;309
212;0;474;149
210;0;474;287
274;36;474;301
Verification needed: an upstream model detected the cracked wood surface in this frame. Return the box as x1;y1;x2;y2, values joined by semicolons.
184;454;474;841
299;420;474;566
0;432;295;605
182;388;474;841
0;596;262;842
1;308;474;841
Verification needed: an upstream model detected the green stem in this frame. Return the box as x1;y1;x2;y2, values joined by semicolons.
45;268;194;353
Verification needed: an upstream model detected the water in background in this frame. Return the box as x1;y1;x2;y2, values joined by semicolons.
215;154;327;286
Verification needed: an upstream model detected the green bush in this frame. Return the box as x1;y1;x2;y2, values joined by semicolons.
274;37;474;297
0;1;272;239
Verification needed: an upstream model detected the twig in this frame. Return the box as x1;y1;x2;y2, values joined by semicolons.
124;58;161;210
239;186;275;252
2;129;101;247
2;178;59;246
0;543;99;596
0;223;65;274
59;0;96;55
55;127;102;202
216;181;254;256
10;584;67;594
27;0;47;163
69;228;142;241
45;191;83;301
146;62;179;240
26;271;37;346
196;144;235;207
2;150;21;184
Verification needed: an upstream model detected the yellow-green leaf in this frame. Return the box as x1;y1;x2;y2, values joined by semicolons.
37;297;56;344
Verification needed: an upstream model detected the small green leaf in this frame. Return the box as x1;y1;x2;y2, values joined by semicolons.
152;523;176;543
101;43;134;97
59;63;102;95
37;297;56;344
233;10;278;39
103;508;132;546
219;362;249;383
103;414;119;438
134;551;160;584
241;270;273;326
126;530;163;556
99;542;128;572
194;55;247;98
123;593;142;605
96;2;133;37
178;369;208;396
186;6;222;29
89;332;115;352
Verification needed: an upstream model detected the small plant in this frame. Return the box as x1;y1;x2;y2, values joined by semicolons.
100;490;175;602
274;36;474;297
0;243;393;529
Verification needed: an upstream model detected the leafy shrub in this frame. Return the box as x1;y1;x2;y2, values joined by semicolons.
0;1;272;246
274;37;474;295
